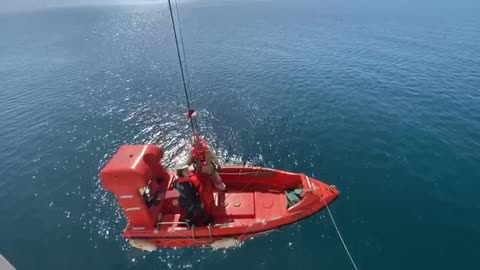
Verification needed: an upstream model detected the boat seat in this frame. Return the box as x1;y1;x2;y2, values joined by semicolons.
162;189;182;213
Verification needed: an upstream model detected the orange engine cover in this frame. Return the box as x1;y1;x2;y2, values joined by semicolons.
100;145;169;228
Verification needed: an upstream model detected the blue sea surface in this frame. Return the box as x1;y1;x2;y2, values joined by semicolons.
1;0;480;269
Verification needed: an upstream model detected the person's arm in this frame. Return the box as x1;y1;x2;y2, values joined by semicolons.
209;148;222;170
186;151;193;165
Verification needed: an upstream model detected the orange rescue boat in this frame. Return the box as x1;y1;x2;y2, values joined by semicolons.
100;144;339;250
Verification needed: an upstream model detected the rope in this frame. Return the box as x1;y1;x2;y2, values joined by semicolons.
166;0;195;135
319;195;359;270
235;221;256;243
174;0;190;91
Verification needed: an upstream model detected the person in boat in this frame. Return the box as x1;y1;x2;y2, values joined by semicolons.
173;163;212;226
186;135;226;191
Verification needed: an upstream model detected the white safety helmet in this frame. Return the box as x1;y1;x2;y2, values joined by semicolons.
175;162;189;171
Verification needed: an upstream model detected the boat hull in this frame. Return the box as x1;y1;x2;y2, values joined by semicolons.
124;166;339;249
100;145;340;250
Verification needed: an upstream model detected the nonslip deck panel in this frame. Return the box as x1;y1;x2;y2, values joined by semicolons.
254;191;288;219
212;192;255;218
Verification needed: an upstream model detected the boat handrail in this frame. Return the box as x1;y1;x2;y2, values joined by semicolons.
157;221;190;228
219;171;276;177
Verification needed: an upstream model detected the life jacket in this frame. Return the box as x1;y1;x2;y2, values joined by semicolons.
177;172;203;193
192;139;209;167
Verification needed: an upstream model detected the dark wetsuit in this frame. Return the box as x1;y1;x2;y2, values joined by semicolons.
174;172;211;226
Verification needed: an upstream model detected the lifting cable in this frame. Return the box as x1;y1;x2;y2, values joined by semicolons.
174;0;190;92
167;0;196;136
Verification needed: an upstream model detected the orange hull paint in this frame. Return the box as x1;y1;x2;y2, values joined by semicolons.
101;145;339;249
